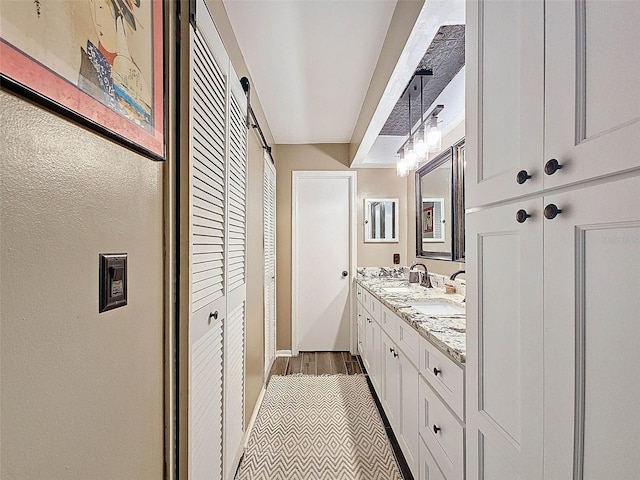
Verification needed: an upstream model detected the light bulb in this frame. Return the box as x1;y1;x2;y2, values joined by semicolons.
405;139;419;170
396;152;409;177
414;126;428;159
426;116;442;153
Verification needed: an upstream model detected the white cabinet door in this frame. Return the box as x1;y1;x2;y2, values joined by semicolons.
545;1;640;189
382;333;401;431
465;199;544;480
543;176;640;479
364;313;374;373
371;318;382;396
398;348;419;476
466;0;544;208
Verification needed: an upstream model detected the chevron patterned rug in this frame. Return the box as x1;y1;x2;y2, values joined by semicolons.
236;374;403;480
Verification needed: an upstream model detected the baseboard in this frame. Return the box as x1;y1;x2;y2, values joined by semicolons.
275;349;292;357
243;384;267;448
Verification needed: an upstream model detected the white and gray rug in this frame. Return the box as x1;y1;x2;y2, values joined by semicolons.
236;374;403;480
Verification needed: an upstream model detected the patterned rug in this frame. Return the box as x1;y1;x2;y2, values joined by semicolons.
236;375;403;480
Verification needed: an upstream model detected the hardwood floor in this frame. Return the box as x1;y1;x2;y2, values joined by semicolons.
268;351;362;383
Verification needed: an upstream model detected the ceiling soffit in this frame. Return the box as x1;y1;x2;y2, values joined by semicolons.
380;24;465;136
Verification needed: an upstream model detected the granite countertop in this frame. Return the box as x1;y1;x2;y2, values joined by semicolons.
356;273;466;365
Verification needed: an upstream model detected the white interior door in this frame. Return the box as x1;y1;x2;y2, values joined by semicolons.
223;69;247;480
189;5;228;478
263;156;276;373
292;171;356;353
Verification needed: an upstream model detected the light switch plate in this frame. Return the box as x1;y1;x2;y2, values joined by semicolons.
99;253;127;312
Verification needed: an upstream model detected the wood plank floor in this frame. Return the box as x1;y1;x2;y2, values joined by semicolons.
268;351;362;384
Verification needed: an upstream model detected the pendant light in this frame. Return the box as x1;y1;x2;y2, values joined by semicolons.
426;114;442;153
396;150;409;177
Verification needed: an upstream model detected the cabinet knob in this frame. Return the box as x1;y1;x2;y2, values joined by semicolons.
544;158;563;175
208;311;218;324
516;209;531;224
342;270;348;277
389;347;394;353
433;425;441;434
516;170;532;184
393;351;399;358
433;367;442;376
544;203;562;220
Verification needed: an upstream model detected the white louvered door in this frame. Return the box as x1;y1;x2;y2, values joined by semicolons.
189;8;228;479
189;1;247;478
263;156;276;375
223;70;248;480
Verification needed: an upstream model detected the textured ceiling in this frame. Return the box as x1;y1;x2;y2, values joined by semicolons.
380;24;465;136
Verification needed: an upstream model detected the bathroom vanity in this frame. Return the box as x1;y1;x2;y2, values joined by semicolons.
355;267;466;480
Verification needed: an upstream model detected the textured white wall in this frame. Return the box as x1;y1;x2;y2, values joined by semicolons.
0;90;164;479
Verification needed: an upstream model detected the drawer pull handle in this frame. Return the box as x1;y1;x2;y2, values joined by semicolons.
433;425;441;434
516;209;531;223
433;367;442;376
544;203;562;220
516;170;532;184
544;158;563;175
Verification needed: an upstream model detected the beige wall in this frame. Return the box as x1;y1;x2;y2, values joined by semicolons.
356;169;410;267
0;91;164;479
274;144;414;351
205;0;278;427
408;121;466;277
274;144;350;350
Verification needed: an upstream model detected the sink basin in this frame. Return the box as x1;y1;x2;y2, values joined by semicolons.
410;301;465;316
382;286;424;293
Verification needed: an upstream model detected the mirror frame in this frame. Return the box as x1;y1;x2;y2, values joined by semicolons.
415;137;465;262
364;198;400;243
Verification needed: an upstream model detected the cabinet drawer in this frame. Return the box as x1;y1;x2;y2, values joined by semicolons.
419;437;447;480
419;336;464;420
380;305;397;338
397;319;420;367
357;320;364;355
419;376;464;480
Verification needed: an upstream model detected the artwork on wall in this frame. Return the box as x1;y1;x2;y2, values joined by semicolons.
0;0;165;160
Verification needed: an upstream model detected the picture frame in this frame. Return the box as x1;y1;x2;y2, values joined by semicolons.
0;0;166;161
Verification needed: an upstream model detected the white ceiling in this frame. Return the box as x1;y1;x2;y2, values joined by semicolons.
223;0;397;144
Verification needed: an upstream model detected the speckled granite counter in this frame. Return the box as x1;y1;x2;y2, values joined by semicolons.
356;267;466;365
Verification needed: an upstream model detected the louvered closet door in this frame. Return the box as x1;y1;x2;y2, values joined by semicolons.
189;3;229;478
263;156;276;375
223;72;248;480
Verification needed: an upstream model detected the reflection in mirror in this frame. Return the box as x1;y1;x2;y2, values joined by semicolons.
415;138;465;261
364;198;399;243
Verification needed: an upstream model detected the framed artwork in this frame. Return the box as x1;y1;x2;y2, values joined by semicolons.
0;0;165;161
422;197;445;243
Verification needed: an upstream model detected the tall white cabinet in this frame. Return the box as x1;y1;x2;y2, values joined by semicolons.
466;1;640;478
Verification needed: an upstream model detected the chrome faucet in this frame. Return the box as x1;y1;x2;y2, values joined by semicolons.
449;270;465;281
410;262;432;288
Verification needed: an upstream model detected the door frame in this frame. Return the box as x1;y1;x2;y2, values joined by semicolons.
263;154;277;376
291;170;357;356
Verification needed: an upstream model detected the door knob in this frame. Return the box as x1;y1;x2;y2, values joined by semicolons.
516;170;532;184
544;203;562;220
342;271;348;277
544;159;563;175
516;209;531;223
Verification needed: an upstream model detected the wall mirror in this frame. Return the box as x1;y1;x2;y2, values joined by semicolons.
415;138;465;261
364;198;399;243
